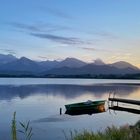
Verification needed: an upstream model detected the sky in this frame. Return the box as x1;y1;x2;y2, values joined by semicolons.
0;0;140;67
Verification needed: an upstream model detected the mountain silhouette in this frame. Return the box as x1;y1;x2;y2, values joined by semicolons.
0;54;139;76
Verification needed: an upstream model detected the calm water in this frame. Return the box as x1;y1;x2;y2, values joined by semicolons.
0;78;140;140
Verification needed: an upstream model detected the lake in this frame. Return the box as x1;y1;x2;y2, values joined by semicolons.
0;78;140;140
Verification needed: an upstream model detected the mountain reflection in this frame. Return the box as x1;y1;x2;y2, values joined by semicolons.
0;84;139;101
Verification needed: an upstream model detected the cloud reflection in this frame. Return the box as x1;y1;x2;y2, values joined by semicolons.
0;84;139;101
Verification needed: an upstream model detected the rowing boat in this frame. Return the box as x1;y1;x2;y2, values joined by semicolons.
65;100;106;111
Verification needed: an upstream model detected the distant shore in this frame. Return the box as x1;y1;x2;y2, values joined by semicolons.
0;73;140;79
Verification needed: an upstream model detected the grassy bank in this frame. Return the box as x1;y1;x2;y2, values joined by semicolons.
72;120;140;140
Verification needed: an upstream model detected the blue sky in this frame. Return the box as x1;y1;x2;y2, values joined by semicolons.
0;0;140;67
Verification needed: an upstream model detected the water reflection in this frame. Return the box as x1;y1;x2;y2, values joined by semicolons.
109;106;140;114
65;104;106;116
0;82;140;140
0;83;140;101
33;115;72;123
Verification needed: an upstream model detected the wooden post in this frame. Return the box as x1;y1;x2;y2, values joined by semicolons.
60;108;62;115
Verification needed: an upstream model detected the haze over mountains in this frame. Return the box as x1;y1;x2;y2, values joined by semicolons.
0;54;139;76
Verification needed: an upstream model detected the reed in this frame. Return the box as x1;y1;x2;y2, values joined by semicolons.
11;112;140;140
18;121;33;140
72;120;140;140
11;112;17;140
11;112;33;140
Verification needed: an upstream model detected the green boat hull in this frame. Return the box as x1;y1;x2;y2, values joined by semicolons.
65;100;106;111
65;104;106;115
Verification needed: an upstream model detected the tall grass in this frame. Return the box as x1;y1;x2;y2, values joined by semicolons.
11;112;17;140
11;112;33;140
72;121;140;140
18;121;33;140
11;112;140;140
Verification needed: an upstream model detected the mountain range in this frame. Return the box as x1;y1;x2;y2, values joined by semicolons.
0;54;139;77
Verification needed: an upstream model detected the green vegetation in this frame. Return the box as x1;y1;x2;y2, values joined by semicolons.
11;112;33;140
11;112;17;140
11;112;140;140
72;120;140;140
18;121;33;140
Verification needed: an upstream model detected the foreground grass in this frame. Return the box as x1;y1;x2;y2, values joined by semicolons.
72;120;140;140
11;112;33;140
11;112;140;140
11;112;17;140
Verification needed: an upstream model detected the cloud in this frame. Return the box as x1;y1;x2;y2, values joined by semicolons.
109;53;132;62
9;22;41;32
8;22;118;43
12;22;117;41
79;47;114;53
92;31;118;39
8;22;72;33
0;48;17;55
30;33;92;45
80;47;96;51
8;22;94;45
40;6;73;19
8;22;118;47
38;56;48;59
